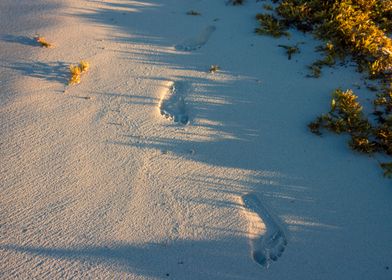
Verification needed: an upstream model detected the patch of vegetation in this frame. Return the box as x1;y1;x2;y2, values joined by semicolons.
309;89;369;135
255;14;289;37
34;36;54;48
306;42;339;76
69;61;90;85
309;87;392;176
186;10;201;16
255;0;392;177
274;0;392;77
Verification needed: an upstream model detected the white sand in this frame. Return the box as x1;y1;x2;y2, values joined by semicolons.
1;0;392;279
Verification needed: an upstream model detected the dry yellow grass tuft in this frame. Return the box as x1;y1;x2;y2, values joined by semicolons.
69;61;90;85
34;36;54;48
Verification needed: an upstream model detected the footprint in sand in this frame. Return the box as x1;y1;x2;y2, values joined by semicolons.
240;193;287;268
159;81;190;125
175;25;216;51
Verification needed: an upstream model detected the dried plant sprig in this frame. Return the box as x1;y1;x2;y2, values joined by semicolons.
209;64;220;73
80;61;90;72
186;10;201;16
278;43;301;60
229;0;244;5
34;36;54;48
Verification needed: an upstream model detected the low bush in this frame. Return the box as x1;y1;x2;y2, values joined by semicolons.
255;0;392;177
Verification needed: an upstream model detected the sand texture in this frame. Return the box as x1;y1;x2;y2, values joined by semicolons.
1;0;392;279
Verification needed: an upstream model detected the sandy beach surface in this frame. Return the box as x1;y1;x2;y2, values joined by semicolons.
1;0;392;279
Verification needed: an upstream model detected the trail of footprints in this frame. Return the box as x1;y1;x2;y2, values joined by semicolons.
163;20;287;268
158;24;216;123
159;81;190;125
241;193;287;268
14;5;290;273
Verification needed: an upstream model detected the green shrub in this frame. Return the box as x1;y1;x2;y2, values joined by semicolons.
309;88;392;176
269;0;392;77
255;0;392;177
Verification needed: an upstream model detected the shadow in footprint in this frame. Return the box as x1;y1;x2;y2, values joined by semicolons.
175;25;216;52
241;193;287;268
159;81;190;125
